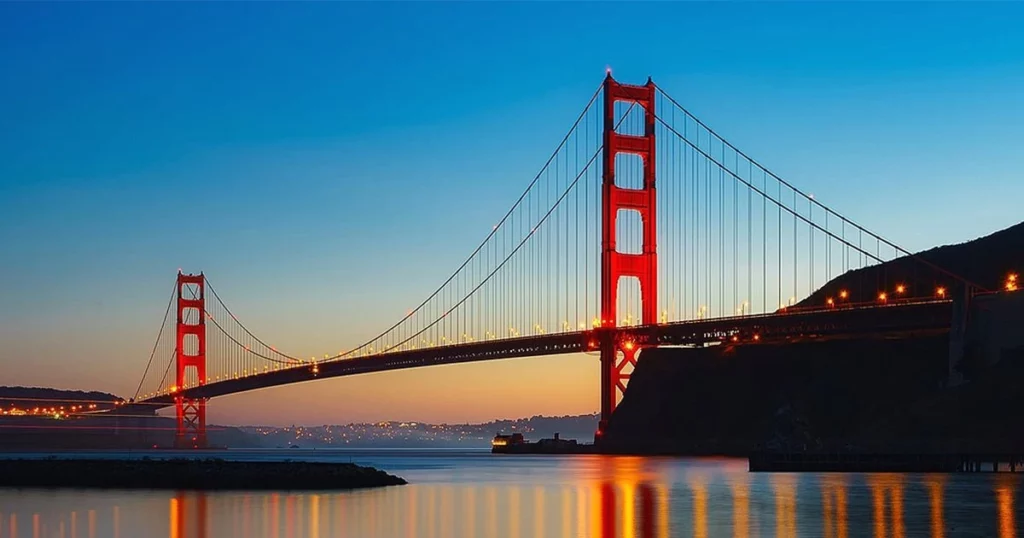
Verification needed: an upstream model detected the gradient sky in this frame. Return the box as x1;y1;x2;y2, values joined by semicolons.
2;3;1023;426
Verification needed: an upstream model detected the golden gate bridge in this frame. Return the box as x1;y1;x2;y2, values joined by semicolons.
123;75;988;448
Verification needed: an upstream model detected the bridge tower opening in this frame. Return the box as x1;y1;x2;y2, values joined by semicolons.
175;271;207;448
597;75;658;438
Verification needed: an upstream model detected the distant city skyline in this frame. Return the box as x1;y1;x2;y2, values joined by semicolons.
2;3;1023;425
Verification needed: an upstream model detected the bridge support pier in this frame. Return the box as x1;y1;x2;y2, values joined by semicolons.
598;335;642;438
597;75;659;441
175;271;208;449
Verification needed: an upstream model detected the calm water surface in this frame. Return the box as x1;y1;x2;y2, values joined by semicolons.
0;449;1020;537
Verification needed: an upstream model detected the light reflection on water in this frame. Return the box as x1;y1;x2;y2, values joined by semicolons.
0;450;1021;537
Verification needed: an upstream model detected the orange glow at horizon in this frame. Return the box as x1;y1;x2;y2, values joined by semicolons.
192;353;601;424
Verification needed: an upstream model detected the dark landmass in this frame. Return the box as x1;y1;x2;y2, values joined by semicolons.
601;335;951;455
0;386;124;414
800;220;1024;306
0;458;405;490
856;346;1024;453
602;220;1024;456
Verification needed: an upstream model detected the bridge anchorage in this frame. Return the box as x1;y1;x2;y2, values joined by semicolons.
130;74;989;448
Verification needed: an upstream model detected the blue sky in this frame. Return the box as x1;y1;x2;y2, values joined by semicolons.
2;3;1023;424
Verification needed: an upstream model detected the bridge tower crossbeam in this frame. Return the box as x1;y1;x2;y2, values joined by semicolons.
598;75;658;438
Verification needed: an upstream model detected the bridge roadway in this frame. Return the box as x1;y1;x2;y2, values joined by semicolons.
128;300;953;412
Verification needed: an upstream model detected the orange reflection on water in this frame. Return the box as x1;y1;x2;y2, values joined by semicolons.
868;474;906;538
870;476;886;538
689;474;708;538
197;492;208;538
622;480;636;538
997;481;1016;538
728;473;750;538
285;495;295;538
169;497;181;538
599;481;615;538
820;475;848;538
270;494;280;538
926;475;945;538
309;496;319;538
638;482;654;538
892;480;904;538
656;483;670;538
771;473;796;538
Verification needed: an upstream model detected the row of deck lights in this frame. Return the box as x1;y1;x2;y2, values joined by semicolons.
821;272;1018;308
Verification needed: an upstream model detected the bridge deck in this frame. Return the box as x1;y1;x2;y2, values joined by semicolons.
128;300;952;411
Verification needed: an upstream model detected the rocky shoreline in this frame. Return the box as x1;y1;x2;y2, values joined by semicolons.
0;458;406;490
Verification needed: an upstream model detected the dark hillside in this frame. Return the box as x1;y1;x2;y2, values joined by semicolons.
800;221;1024;306
0;386;124;413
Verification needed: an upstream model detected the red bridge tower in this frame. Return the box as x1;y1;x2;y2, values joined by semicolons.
175;271;207;448
597;75;658;438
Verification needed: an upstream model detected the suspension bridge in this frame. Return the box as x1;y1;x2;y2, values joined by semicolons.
123;75;985;448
